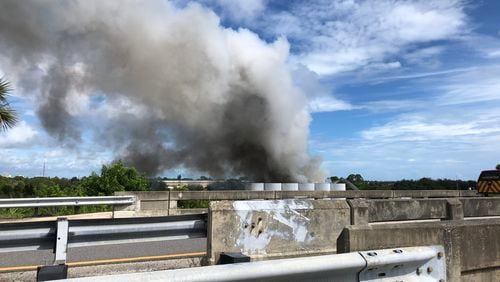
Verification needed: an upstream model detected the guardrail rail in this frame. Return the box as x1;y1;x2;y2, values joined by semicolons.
0;196;136;209
0;214;207;264
63;245;446;282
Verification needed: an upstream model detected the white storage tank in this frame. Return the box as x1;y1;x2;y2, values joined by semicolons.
332;183;346;191
315;183;331;191
282;183;299;191
264;183;282;191
331;183;346;200
248;183;264;191
315;183;331;199
298;183;315;191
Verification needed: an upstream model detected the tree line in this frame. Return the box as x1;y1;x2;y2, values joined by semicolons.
330;174;477;190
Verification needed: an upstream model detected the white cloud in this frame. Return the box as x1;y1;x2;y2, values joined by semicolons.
461;34;500;59
361;99;425;112
218;0;266;20
0;146;113;177
369;66;476;83
311;102;500;180
487;50;500;58
361;114;500;141
437;65;500;105
258;0;468;75
403;46;445;68
0;121;38;147
308;95;356;113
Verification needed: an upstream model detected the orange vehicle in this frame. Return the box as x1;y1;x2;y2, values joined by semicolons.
477;169;500;194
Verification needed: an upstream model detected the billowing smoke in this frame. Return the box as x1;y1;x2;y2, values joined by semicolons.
0;0;324;182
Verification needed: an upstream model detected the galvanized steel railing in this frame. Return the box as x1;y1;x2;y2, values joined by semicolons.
0;196;136;209
0;214;207;264
63;245;446;282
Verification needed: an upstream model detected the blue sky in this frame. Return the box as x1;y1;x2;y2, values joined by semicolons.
1;0;499;180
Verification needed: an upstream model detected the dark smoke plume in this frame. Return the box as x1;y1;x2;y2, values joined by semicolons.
0;0;324;182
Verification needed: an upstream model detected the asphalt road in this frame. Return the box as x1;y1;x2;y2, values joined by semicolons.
0;238;206;268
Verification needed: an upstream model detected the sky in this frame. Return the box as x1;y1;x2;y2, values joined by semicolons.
1;0;499;180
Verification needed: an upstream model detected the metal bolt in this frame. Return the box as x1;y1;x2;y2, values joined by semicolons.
427;266;433;273
393;249;403;253
416;267;422;275
243;223;248;228
251;223;255;229
437;252;444;259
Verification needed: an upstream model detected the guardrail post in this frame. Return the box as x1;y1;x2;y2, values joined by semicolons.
54;217;69;265
36;217;69;281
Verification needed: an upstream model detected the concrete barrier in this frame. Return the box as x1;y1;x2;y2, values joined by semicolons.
207;199;350;264
460;197;500;217
345;198;500;223
115;191;489;217
367;198;449;222
336;219;500;281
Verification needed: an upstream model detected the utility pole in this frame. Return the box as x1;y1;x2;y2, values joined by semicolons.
42;161;46;177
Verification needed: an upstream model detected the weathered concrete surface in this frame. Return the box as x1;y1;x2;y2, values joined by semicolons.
117;190;482;202
347;199;369;225
368;199;448;222
392;190;461;198
171;191;276;200
115;191;176;214
0;257;204;282
460;197;500;217
337;219;500;281
115;191;491;221
168;208;208;215
460;190;481;197
447;198;464;220
208;200;350;264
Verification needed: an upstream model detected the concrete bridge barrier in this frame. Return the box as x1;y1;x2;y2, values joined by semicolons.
115;190;484;216
336;219;500;281
207;199;350;264
205;197;500;265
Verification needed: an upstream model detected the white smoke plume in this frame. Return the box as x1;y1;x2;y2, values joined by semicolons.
0;0;324;182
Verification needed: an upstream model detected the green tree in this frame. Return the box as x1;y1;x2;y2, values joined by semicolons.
347;174;364;186
79;161;148;196
329;176;340;183
0;78;18;131
496;164;500;170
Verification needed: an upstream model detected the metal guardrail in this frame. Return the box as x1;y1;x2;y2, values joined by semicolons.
0;196;136;208
0;214;207;264
64;245;446;282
